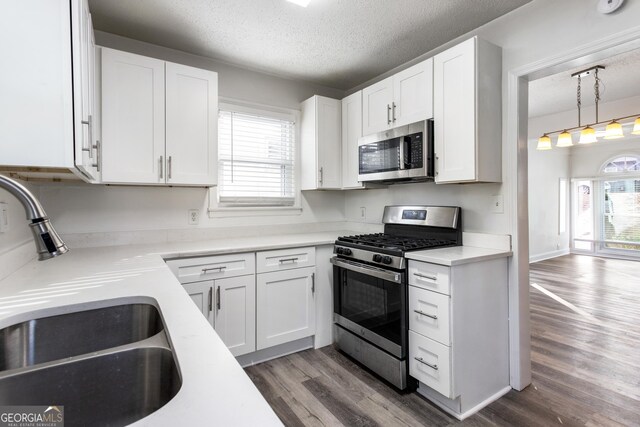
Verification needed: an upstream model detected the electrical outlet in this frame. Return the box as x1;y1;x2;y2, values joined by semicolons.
0;202;8;233
188;209;200;225
360;207;366;220
489;195;504;214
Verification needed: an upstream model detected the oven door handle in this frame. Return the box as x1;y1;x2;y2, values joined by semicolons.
330;257;402;284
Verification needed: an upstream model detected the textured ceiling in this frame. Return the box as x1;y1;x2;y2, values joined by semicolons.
529;49;640;118
88;0;530;90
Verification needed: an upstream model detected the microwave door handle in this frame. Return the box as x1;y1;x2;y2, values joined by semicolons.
398;137;406;170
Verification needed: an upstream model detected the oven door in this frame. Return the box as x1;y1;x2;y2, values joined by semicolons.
331;257;407;359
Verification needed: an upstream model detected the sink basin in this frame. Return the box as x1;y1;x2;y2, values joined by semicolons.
0;303;163;370
0;347;181;427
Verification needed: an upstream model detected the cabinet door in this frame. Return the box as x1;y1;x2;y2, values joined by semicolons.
257;267;316;350
183;281;214;326
433;38;476;183
101;48;165;184
71;0;98;180
165;62;218;186
317;96;342;189
362;76;393;136
214;275;256;356
392;59;433;127
341;91;363;189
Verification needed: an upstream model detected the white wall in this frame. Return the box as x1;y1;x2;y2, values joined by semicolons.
36;32;347;243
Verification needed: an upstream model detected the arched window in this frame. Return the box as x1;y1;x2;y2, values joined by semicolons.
602;155;640;174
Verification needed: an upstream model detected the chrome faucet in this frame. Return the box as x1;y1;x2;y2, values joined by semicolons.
0;174;68;260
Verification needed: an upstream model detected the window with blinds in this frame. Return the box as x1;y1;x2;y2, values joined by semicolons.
218;107;296;207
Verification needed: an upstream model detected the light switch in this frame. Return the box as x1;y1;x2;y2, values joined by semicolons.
490;195;504;214
0;202;8;233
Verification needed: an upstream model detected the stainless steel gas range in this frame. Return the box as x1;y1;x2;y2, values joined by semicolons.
331;205;461;390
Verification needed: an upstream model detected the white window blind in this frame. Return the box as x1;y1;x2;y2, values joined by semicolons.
218;108;296;206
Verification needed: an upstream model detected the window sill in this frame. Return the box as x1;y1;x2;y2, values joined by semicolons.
208;206;303;218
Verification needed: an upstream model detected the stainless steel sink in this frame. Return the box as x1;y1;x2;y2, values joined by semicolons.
0;303;164;370
0;303;182;426
0;347;181;427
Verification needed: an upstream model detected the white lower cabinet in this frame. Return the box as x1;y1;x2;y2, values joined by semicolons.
408;257;510;420
256;266;316;350
183;280;214;326
214;275;256;356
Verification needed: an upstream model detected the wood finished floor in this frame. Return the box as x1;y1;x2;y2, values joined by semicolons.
245;254;640;426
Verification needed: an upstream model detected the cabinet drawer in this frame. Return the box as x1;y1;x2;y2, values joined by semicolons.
256;247;316;273
408;261;450;295
166;253;255;284
409;286;451;346
409;330;453;398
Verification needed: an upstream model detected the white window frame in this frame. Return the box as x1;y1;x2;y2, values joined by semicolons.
208;98;302;218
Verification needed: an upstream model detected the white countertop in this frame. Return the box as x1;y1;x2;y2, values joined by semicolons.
405;245;512;266
0;231;345;427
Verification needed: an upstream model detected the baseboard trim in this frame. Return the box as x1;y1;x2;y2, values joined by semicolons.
236;336;314;368
417;384;511;420
529;248;570;263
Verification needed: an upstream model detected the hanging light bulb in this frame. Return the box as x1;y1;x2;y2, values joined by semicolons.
632;117;640;135
556;130;573;147
579;126;597;144
536;134;552;150
604;120;624;139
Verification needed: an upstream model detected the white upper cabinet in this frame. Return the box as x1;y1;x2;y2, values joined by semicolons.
392;59;433;128
362;58;433;136
300;95;342;190
165;63;218;186
101;49;218;186
433;37;502;184
362;77;393;136
0;0;97;182
101;49;166;184
341;91;364;189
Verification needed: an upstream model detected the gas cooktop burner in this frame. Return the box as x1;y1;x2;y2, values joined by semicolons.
337;233;456;253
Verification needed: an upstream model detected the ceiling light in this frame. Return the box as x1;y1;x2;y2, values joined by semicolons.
604;120;624;139
286;0;311;6
579;126;597;144
556;130;573;147
536;134;552;150
632;117;640;135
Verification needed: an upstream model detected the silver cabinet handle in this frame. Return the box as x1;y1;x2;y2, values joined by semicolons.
91;140;101;172
414;357;438;371
319;167;324;186
81;115;93;158
279;257;299;264
387;104;391;125
159;156;164;179
168;156;172;180
202;266;226;273
311;272;315;294
208;287;212;313
392;102;397;122
216;286;221;310
414;309;438;320
414;272;437;281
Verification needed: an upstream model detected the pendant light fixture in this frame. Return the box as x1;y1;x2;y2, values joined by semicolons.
535;65;640;150
632;117;640;135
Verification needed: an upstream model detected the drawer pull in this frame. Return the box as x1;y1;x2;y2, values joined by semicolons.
414;310;438;320
202;266;227;273
279;257;299;264
414;357;439;371
414;272;437;281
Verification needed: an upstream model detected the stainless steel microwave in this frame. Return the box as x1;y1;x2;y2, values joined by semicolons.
358;119;434;183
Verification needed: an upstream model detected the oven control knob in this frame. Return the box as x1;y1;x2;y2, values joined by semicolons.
336;247;344;255
373;254;382;263
343;248;352;256
382;256;393;265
